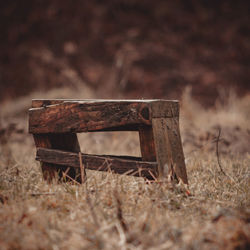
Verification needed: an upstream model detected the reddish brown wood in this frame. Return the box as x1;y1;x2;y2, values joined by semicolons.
29;101;152;133
29;99;188;184
33;133;82;183
33;134;57;181
151;101;179;118
164;117;188;184
152;118;172;178
29;100;179;133
31;99;179;113
152;116;188;184
138;126;156;162
36;148;157;179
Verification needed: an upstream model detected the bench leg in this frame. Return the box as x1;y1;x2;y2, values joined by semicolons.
33;133;83;183
152;117;188;184
138;125;156;162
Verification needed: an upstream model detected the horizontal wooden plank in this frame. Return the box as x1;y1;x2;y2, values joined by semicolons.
29;101;152;133
29;100;179;133
36;148;158;179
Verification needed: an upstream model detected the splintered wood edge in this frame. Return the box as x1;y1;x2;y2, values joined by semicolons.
36;148;158;179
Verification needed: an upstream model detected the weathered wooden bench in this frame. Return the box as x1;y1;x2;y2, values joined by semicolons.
29;99;188;184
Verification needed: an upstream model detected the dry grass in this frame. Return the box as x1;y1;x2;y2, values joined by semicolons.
0;87;249;249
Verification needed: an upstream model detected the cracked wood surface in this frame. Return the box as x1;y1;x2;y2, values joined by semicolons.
33;133;82;182
29;100;179;133
36;148;157;179
29;99;188;184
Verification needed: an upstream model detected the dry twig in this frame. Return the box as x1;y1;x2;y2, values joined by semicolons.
79;152;86;183
215;127;227;176
30;192;56;196
62;171;81;185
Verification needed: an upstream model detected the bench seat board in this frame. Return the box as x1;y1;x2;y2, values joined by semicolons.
29;100;179;133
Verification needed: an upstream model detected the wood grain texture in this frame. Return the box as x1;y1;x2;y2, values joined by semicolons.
152;118;172;178
33;134;58;181
150;101;179;118
36;148;157;179
29;100;179;134
138;125;156;162
29;99;187;183
152;117;188;184
33;133;82;182
164;117;188;184
29;101;152;133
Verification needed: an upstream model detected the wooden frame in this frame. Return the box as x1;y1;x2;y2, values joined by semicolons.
29;99;188;184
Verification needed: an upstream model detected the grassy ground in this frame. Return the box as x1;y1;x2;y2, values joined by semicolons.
0;87;249;249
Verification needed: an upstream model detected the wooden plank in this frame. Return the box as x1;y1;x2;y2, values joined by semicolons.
152;117;188;184
36;148;157;179
152;118;172;178
33;133;83;183
31;99;179;117
150;101;179;118
29;101;152;133
138;126;156;161
164;117;188;184
33;134;58;181
49;133;83;183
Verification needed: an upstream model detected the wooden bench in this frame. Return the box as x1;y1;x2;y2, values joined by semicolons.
29;99;188;184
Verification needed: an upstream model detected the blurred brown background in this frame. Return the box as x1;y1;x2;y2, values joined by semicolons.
0;0;249;106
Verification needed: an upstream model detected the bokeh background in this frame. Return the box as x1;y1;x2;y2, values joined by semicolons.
0;0;249;106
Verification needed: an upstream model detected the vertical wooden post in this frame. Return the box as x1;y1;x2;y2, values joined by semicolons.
33;133;82;183
152;116;188;184
33;134;56;181
138;126;156;162
164;116;188;184
151;101;188;184
152;118;172;178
